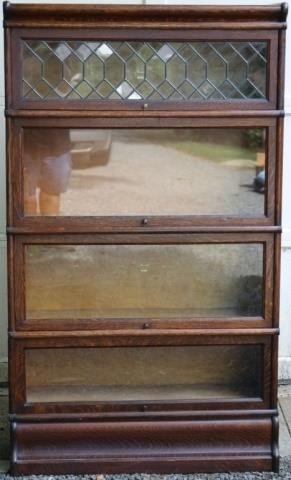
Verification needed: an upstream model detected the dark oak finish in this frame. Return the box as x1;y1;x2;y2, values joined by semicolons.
5;109;285;118
5;2;286;475
3;3;288;28
11;417;274;475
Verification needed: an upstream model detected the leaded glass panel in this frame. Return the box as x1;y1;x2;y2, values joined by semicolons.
22;40;267;100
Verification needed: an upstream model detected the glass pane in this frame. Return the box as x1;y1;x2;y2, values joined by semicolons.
22;128;266;217
25;345;262;403
25;244;263;320
22;41;267;100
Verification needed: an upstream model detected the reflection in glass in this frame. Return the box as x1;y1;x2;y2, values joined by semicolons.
23;128;266;217
25;345;262;403
25;244;263;320
22;40;267;100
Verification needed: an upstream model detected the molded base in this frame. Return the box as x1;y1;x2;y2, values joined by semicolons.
11;415;278;474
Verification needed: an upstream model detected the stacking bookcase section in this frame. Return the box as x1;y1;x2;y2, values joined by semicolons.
4;2;287;475
10;333;276;474
10;333;271;412
10;233;274;331
8;117;278;230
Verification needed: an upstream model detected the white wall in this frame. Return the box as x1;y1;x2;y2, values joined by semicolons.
0;0;290;379
280;1;291;380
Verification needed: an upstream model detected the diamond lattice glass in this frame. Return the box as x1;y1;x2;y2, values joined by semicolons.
22;40;267;100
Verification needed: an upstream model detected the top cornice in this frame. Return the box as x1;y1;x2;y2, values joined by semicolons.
3;2;288;30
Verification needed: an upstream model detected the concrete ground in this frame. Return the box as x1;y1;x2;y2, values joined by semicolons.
278;384;291;459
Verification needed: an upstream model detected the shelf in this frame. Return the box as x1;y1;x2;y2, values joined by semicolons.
25;345;262;404
27;383;259;403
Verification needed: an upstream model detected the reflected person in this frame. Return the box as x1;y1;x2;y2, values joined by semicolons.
24;129;71;215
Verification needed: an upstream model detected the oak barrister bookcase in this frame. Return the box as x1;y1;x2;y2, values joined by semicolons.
4;2;287;475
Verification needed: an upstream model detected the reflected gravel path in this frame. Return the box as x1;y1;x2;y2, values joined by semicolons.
62;140;264;216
